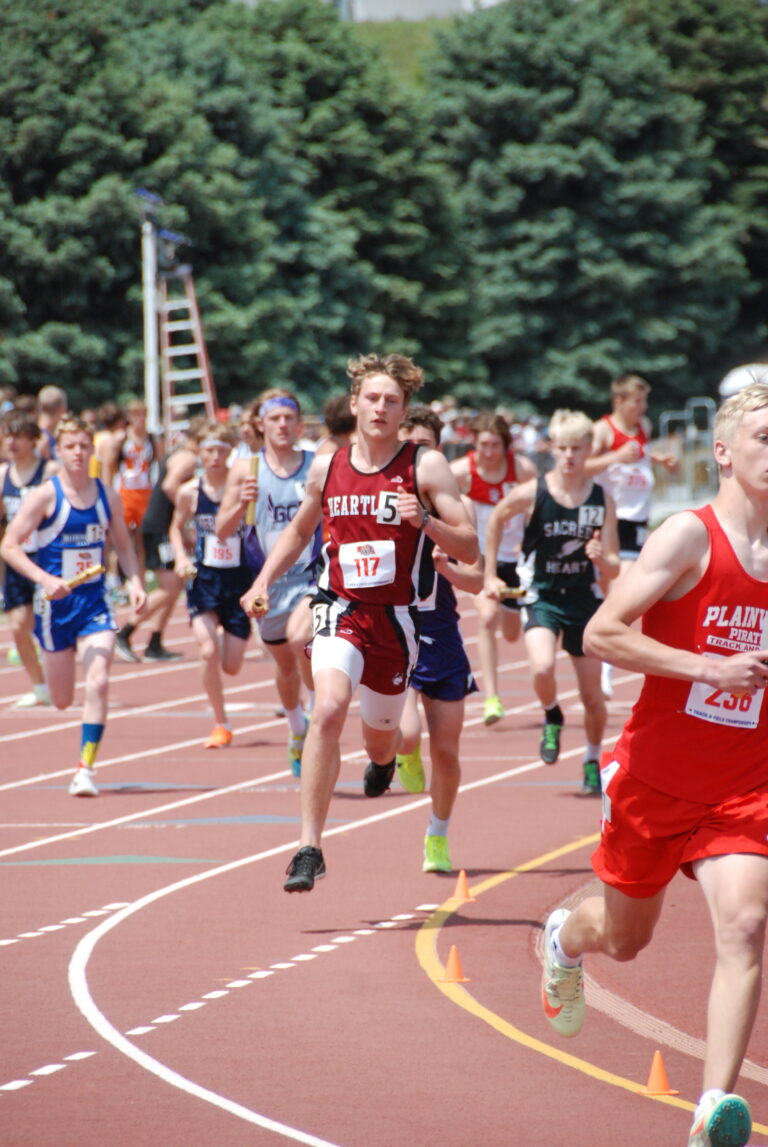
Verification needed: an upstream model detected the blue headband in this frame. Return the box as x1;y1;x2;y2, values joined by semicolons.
259;396;299;418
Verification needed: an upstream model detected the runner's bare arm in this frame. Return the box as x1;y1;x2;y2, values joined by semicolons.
241;453;329;616
433;497;484;594
514;452;539;482
449;453;472;495
412;449;478;565
169;480;198;578
161;447;198;504
483;480;536;599
584;493;620;583
584;418;640;475
0;482;62;596
584;512;768;693
105;487;147;614
215;457;251;540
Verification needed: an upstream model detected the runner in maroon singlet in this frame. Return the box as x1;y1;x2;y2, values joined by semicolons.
241;353;478;893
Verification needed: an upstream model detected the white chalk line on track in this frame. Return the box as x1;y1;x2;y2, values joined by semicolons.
6;648;657;1142
67;732;768;1143
0;670;280;747
0;670;642;857
67;754;561;1146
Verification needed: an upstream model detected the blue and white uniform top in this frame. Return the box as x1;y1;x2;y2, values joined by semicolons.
193;481;249;577
244;448;322;584
2;458;47;552
34;476;111;590
33;476;113;651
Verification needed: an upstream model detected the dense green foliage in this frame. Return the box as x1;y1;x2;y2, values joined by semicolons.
0;0;472;409
1;0;767;416
623;0;768;365
424;0;750;412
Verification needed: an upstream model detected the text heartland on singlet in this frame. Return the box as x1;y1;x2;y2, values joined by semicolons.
327;490;402;525
702;603;768;653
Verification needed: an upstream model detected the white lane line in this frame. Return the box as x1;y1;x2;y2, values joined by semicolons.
0;676;280;753
0;644;264;707
30;1065;66;1076
0;1080;33;1091
1;903;136;949
67;756;559;1143
0;762;290;859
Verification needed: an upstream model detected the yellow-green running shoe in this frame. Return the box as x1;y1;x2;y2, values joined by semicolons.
396;745;425;794
423;833;452;873
483;695;504;725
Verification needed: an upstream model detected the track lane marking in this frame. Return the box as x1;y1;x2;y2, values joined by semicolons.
66;756;569;1141
415;839;768;1133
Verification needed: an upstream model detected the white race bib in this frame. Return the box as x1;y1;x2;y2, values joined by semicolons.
339;539;396;589
685;655;763;729
61;547;101;584
203;534;241;569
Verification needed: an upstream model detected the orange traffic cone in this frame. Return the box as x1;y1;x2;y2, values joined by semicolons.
439;944;470;983
449;869;475;903
642;1050;679;1096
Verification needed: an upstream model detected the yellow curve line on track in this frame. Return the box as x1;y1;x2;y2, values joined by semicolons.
415;833;768;1132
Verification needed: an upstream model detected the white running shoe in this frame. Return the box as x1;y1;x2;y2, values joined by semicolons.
601;662;613;699
541;908;584;1038
14;684;51;709
688;1093;751;1147
68;767;99;797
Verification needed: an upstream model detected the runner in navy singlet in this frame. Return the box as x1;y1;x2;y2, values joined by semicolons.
0;410;57;707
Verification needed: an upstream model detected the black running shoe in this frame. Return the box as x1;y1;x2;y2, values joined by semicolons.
144;644;183;661
581;760;601;796
539;723;562;765
363;759;395;797
284;846;326;893
115;632;141;663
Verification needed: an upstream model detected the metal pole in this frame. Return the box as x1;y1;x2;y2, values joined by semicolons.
141;218;161;437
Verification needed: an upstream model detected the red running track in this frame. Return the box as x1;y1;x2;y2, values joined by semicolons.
1;600;766;1147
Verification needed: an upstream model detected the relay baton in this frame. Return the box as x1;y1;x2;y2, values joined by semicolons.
46;563;105;599
499;586;526;599
245;453;259;527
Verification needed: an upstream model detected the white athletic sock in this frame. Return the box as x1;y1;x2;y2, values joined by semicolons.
285;705;306;736
427;815;450;837
551;925;583;967
584;743;601;762
697;1089;726;1111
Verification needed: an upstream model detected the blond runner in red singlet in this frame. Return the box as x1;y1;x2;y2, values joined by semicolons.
540;382;768;1147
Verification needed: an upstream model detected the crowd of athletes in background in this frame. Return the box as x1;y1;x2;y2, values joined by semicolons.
3;367;768;1147
0;373;679;803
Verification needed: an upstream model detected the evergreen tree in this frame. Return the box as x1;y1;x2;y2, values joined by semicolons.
425;0;748;411
0;0;473;410
622;0;768;364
